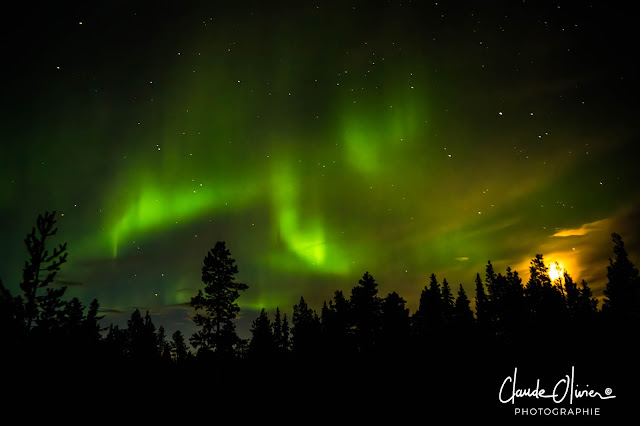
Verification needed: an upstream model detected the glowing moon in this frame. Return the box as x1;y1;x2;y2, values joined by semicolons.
549;261;564;282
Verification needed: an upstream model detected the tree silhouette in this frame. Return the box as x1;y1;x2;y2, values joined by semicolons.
170;330;190;364
350;271;382;353
19;211;68;331
380;291;410;353
271;307;290;355
291;296;321;356
603;233;640;321
454;284;474;328
190;241;248;357
412;273;443;343
321;290;352;356
249;308;275;358
474;273;490;333
126;309;158;362
441;278;454;325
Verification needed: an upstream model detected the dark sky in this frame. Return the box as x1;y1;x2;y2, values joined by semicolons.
2;0;639;339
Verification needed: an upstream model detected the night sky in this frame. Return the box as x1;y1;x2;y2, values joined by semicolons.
2;0;639;340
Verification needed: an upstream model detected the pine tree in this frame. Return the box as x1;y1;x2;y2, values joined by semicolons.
281;313;290;353
157;325;172;362
350;272;382;353
577;280;599;318
321;290;351;355
454;284;475;327
441;278;454;325
126;309;158;362
19;211;68;331
525;254;550;320
249;308;274;358
564;271;580;318
412;274;443;340
474;273;490;328
171;330;190;364
291;296;321;356
603;233;640;320
190;241;248;357
380;291;410;351
272;307;284;353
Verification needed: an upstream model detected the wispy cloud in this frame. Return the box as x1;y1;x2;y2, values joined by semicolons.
551;219;610;237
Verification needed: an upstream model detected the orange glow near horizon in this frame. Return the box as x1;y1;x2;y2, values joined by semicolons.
548;261;565;282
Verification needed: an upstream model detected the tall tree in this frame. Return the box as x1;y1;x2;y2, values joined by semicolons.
249;308;274;358
577;280;599;318
126;309;158;362
564;271;580;318
291;296;321;356
171;330;190;364
412;274;443;340
603;233;640;320
454;284;475;328
350;272;382;353
380;291;410;352
19;211;68;331
321;290;351;355
441;278;454;325
474;273;490;328
190;241;248;357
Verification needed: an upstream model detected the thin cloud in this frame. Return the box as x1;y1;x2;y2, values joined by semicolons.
552;219;610;237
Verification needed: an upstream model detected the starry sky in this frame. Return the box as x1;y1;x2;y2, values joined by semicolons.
2;0;639;339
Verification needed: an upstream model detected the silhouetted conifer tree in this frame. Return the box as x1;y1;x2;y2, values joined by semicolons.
603;233;640;321
525;254;550;321
19;211;68;331
350;272;382;353
321;290;352;356
441;279;454;325
272;307;285;355
474;273;490;329
190;241;248;357
454;284;474;327
564;271;580;318
281;313;290;353
291;296;321;356
126;309;158;362
171;330;190;364
525;254;568;339
157;325;172;362
577;280;598;318
412;274;443;342
380;291;410;353
249;308;274;358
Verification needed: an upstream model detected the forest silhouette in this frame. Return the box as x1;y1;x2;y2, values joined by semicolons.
1;211;639;416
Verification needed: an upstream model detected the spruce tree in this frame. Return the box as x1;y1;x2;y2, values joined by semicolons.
603;233;640;320
474;273;490;328
190;241;248;357
249;308;274;358
291;296;321;356
350;272;382;353
441;278;454;325
171;330;190;364
19;211;68;331
380;291;410;351
454;284;474;327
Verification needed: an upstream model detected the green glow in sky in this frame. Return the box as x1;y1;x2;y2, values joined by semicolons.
2;1;639;338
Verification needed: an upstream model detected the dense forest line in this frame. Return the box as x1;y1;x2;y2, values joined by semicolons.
1;211;639;415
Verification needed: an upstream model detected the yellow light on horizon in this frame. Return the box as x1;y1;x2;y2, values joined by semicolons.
549;261;564;282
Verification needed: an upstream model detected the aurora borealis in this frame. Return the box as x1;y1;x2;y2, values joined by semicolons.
2;0;639;339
